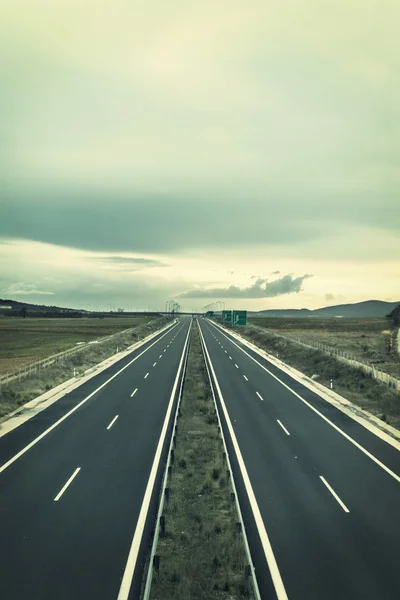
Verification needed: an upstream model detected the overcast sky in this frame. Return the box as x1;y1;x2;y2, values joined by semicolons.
1;0;399;311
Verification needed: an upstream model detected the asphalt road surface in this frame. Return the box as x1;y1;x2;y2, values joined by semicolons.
0;318;191;600
198;318;400;600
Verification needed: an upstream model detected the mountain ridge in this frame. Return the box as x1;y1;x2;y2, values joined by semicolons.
252;300;400;318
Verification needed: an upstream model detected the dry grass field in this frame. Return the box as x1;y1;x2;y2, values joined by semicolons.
0;317;150;376
249;318;400;379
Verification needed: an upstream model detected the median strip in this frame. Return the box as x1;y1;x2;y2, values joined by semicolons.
148;322;253;599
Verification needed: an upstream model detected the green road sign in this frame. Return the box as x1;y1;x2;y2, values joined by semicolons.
205;311;214;318
222;310;232;323
232;310;247;326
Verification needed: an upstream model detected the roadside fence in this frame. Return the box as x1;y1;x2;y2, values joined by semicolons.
249;325;400;392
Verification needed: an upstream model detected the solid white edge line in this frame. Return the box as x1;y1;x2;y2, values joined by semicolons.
256;392;264;401
200;323;289;600
131;388;138;397
320;476;350;513
144;373;149;379
117;322;192;600
243;375;248;381
54;467;81;501
0;322;181;475
208;321;400;484
277;420;290;436
107;415;119;430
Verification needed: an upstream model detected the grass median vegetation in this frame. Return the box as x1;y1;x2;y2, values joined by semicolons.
149;321;251;600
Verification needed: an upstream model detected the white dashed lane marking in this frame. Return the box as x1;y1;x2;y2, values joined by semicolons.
277;420;290;436
107;415;119;430
54;468;81;502
320;476;350;513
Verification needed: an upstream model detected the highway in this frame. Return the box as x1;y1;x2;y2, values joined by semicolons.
198;318;400;600
0;318;191;600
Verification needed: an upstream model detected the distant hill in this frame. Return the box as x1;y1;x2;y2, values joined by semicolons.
252;300;400;319
0;299;160;318
0;298;87;317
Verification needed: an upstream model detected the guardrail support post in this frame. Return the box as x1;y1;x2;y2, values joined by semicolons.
153;555;160;571
160;515;166;537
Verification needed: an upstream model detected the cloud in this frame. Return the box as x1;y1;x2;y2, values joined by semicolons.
3;282;54;296
88;256;167;267
1;187;328;254
178;274;312;298
89;256;163;264
325;293;335;301
0;1;399;310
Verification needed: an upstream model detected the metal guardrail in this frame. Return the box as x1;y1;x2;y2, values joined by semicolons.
198;322;261;600
249;325;400;392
